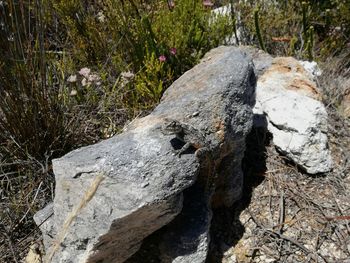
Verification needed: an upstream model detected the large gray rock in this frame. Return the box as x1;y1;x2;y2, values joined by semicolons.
34;46;256;263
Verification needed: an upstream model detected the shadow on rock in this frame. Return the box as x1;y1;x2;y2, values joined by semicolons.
208;125;272;263
126;183;211;263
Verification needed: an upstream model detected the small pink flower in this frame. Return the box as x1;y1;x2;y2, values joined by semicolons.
167;0;175;9
159;55;167;62
79;67;91;78
88;73;101;82
170;48;177;56
203;0;214;8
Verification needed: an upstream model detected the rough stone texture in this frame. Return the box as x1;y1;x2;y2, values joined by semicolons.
253;56;333;174
35;46;256;263
45;125;193;263
33;202;54;250
239;46;273;77
159;185;212;263
259;57;322;100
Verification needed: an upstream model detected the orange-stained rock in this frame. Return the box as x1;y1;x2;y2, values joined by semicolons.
259;57;321;100
254;56;333;174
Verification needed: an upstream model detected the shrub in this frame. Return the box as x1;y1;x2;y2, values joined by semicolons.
234;0;350;59
50;0;234;107
0;1;65;261
0;1;68;161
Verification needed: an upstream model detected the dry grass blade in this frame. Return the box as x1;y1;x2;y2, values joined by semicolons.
45;173;104;263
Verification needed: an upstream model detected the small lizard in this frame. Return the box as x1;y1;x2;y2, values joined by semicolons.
161;119;217;194
161;119;208;158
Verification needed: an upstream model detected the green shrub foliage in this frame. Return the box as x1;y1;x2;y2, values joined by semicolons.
0;0;233;162
50;0;233;108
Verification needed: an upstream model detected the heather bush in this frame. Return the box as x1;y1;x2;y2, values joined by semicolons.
50;0;234;108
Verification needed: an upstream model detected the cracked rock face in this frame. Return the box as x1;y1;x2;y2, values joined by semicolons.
253;56;333;174
34;46;256;263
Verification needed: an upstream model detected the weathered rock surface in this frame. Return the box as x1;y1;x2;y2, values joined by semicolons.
240;46;273;77
253;56;333;174
35;46;256;263
158;185;212;263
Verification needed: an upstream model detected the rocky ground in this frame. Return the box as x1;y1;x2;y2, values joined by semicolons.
209;106;350;263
